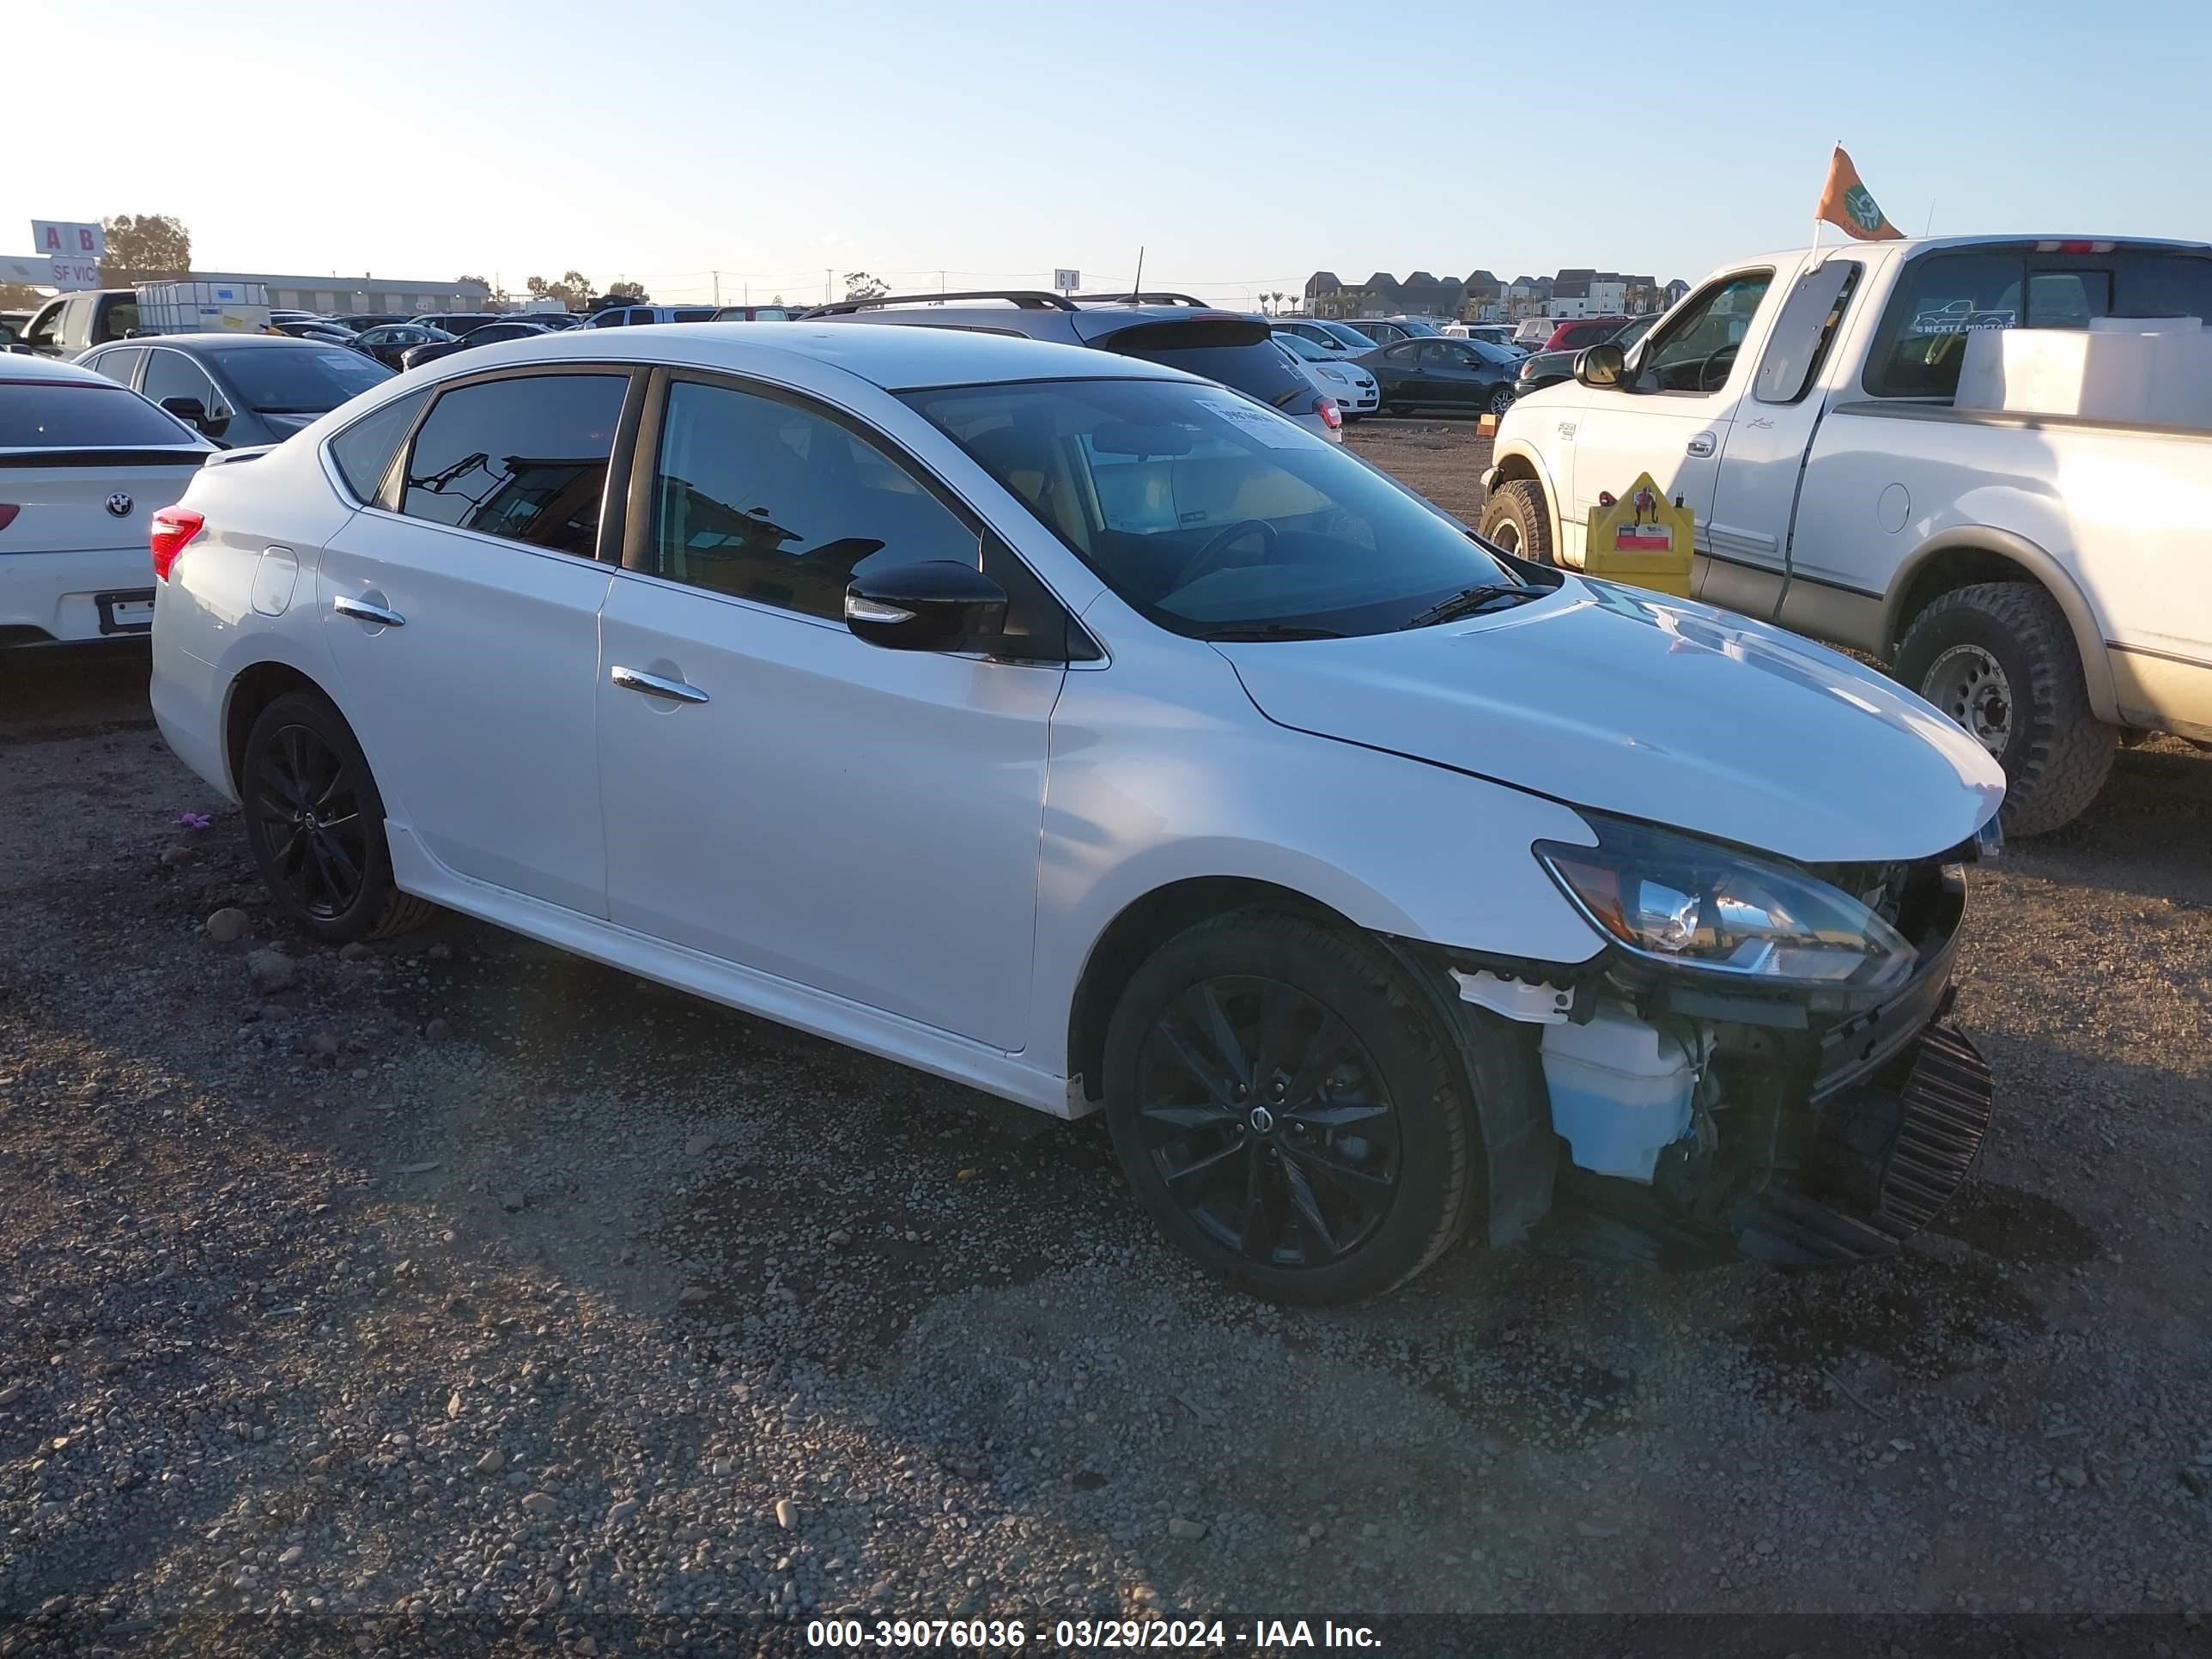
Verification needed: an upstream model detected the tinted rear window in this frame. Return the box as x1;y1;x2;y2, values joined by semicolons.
1097;321;1314;410
1865;245;2212;398
211;347;394;414
0;381;198;448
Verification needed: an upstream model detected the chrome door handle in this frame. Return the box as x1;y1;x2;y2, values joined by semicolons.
610;665;708;704
333;594;404;627
1686;432;1717;458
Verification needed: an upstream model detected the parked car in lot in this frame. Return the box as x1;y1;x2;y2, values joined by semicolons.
352;323;455;370
78;333;396;447
1443;323;1524;352
149;321;2004;1301
1515;313;1655;398
19;289;140;356
1358;335;1522;416
1485;234;2212;833
1273;331;1380;417
1345;317;1443;346
1272;318;1380;358
0;353;212;645
0;310;30;349
1539;316;1636;353
711;304;795;322
398;320;554;371
803;289;1342;441
405;313;504;337
272;318;370;349
582;304;718;327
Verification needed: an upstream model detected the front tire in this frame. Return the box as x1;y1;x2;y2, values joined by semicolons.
1893;580;2115;836
1477;477;1555;566
1487;385;1516;416
240;690;434;943
1102;909;1482;1304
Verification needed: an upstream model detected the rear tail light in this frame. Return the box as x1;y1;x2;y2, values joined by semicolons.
0;505;17;534
1316;396;1343;432
2033;240;2115;254
150;506;204;582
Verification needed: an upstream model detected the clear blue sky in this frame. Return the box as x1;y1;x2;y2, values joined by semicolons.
13;0;2210;307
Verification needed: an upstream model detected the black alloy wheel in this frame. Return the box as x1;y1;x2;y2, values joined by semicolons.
239;690;434;942
1134;975;1401;1269
248;720;369;923
1103;908;1508;1304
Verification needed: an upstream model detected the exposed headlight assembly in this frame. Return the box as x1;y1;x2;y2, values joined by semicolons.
1534;815;1917;991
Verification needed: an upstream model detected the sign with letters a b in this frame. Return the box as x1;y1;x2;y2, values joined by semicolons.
32;220;106;258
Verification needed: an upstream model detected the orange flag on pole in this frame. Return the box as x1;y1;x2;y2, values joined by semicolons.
1815;145;1904;241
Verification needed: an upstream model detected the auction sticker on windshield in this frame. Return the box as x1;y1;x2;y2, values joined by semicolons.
1193;396;1305;447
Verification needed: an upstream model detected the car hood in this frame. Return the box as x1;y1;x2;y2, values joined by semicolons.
1213;579;2005;864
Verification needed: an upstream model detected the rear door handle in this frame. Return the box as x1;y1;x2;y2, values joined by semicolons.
610;665;708;704
333;594;404;628
1686;432;1717;458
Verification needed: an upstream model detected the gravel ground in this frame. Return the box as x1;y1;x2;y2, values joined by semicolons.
3;426;2209;1656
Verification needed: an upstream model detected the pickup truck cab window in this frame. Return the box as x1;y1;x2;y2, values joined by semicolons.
1635;270;1775;395
1863;245;2212;399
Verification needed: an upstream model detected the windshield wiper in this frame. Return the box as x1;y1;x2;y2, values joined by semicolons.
1199;623;1346;641
1401;582;1545;629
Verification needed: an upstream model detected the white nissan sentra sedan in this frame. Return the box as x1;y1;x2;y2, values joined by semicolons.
148;323;2005;1304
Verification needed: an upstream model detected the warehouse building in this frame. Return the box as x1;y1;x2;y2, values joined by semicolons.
187;271;491;318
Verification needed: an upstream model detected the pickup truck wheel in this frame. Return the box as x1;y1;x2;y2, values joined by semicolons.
1101;909;1486;1305
1893;581;2115;836
1477;477;1554;566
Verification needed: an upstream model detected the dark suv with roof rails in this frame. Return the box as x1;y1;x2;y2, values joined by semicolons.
798;289;1342;441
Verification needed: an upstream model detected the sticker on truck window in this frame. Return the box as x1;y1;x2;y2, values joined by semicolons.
1907;301;2015;336
1193;396;1305;447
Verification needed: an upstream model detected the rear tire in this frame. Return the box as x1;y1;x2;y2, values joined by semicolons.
1102;909;1487;1305
240;691;434;944
1893;580;2115;836
1486;386;1516;417
1477;477;1555;566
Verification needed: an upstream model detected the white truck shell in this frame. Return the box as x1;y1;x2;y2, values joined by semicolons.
1482;234;2212;834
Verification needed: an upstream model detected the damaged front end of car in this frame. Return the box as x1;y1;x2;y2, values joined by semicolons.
1441;811;2000;1268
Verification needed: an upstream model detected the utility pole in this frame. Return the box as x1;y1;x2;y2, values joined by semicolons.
712;270;720;306
825;268;832;302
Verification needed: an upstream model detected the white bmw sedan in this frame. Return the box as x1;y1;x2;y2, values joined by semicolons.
150;323;2006;1302
1;353;213;646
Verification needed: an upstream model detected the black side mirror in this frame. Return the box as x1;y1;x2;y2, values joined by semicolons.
1576;343;1627;389
160;395;211;428
845;561;1008;651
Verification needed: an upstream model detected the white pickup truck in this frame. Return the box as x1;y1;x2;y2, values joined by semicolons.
1482;234;2212;834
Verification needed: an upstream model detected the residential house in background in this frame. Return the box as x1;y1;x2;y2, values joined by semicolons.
1304;264;1680;322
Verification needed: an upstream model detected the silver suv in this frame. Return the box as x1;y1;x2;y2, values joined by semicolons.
801;289;1341;441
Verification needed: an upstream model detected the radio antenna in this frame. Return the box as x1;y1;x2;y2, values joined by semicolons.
1130;246;1144;305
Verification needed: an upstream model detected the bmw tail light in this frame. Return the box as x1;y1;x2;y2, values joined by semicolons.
0;505;18;533
1316;396;1343;431
150;506;204;582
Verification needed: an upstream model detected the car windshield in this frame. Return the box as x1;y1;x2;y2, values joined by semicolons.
902;378;1525;639
1275;331;1329;362
1322;324;1378;349
1461;338;1520;366
210;347;395;414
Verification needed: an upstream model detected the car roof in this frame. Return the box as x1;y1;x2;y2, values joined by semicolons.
421;319;1194;392
127;332;342;356
0;354;112;383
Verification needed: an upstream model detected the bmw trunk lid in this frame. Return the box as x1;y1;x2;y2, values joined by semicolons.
0;447;210;556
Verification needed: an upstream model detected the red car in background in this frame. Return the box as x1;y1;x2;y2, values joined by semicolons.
1541;315;1633;351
